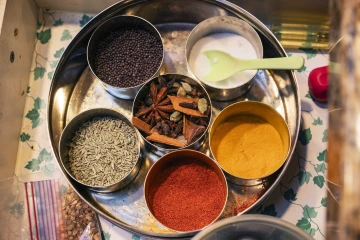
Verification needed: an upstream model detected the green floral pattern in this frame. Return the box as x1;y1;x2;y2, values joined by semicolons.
16;10;95;179
15;9;328;240
259;49;328;239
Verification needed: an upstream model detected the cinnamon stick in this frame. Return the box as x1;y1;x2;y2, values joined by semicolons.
132;117;152;135
146;132;185;148
168;96;206;117
183;115;189;140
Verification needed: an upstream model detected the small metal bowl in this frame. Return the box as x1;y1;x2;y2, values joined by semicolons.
209;101;290;186
132;73;212;156
87;15;164;100
58;108;142;193
144;150;228;233
192;215;314;240
185;16;263;101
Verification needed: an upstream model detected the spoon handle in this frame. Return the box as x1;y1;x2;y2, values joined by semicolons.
238;56;305;71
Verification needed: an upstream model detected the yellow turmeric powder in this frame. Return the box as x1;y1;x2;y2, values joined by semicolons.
211;114;285;179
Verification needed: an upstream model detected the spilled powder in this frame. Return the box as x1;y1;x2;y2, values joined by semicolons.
211;114;285;178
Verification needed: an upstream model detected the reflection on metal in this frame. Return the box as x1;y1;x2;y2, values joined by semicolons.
54;88;66;112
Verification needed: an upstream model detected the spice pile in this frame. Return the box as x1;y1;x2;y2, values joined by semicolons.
66;117;138;186
93;28;163;88
132;76;210;148
211;114;285;178
61;187;100;240
148;159;225;231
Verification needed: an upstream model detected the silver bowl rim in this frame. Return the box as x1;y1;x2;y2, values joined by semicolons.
209;101;292;180
86;14;165;90
143;149;229;233
185;15;264;90
192;214;314;240
131;73;213;152
58;107;142;189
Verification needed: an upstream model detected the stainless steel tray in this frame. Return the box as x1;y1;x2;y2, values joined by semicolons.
47;0;300;238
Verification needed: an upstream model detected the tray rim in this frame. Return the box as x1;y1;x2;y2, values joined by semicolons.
47;0;301;238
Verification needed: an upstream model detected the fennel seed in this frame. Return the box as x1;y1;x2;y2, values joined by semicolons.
65;117;138;186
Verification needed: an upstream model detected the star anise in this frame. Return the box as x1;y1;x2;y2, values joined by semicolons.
134;81;174;127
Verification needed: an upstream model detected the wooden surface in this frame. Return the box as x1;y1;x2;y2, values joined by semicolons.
0;0;38;179
328;0;360;239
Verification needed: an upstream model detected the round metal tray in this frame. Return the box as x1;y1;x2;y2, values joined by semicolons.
47;0;300;238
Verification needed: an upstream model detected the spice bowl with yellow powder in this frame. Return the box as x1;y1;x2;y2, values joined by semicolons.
209;101;291;185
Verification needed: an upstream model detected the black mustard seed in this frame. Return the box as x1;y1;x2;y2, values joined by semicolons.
93;28;162;88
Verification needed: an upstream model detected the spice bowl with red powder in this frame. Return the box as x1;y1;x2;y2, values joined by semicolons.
144;150;228;232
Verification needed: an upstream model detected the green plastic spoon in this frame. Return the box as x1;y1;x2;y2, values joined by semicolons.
202;50;305;82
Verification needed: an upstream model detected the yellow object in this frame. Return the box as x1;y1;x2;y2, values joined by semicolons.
211;114;285;179
270;23;330;50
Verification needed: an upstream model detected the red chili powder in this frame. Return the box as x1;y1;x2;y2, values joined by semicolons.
149;158;226;231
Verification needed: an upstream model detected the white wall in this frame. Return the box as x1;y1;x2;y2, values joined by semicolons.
0;0;7;33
